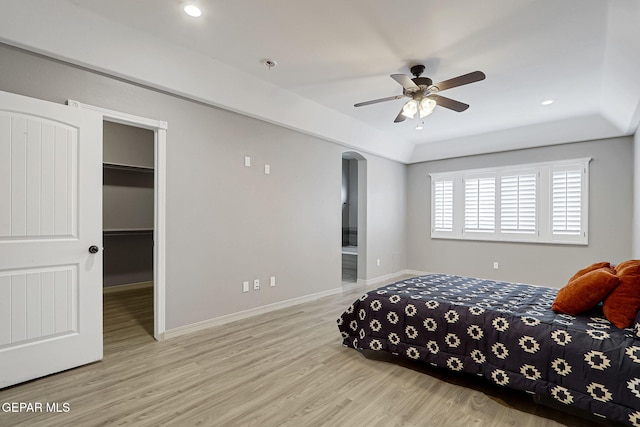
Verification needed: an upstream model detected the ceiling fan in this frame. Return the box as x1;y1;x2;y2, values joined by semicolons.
354;65;486;123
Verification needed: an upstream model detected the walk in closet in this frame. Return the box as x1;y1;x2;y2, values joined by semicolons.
103;122;154;289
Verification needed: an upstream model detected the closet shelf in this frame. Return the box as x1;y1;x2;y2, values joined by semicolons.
103;162;154;173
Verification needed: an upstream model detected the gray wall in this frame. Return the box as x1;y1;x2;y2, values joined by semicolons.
0;44;407;330
103;122;155;232
634;130;640;258
407;137;633;287
103;232;154;287
103;122;155;168
367;154;407;277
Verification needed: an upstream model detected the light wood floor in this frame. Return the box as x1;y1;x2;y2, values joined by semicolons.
342;253;357;282
0;280;612;427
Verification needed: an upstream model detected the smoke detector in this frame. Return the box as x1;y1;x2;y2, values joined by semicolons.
263;59;277;70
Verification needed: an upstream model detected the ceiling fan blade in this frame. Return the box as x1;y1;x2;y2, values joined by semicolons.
394;107;407;123
390;74;419;91
430;95;469;112
430;71;486;92
354;94;405;108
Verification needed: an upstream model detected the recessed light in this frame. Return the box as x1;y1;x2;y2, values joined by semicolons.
184;4;202;17
541;99;555;106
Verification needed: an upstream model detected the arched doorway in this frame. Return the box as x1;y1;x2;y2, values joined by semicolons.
342;151;367;284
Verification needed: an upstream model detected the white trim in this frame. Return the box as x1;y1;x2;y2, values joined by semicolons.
164;286;344;339
68;99;167;341
429;157;592;181
357;269;428;286
154;123;167;341
401;269;431;277
66;100;167;130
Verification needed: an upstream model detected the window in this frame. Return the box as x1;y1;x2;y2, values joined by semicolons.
430;158;590;244
464;176;495;232
552;168;582;236
433;180;453;232
500;173;536;234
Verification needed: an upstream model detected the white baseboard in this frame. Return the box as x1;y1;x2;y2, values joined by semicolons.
357;269;429;286
164;285;344;339
164;270;431;340
401;269;431;277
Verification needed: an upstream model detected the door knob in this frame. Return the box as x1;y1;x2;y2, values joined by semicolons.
88;245;99;254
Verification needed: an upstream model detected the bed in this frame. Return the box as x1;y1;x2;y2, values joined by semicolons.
337;273;640;426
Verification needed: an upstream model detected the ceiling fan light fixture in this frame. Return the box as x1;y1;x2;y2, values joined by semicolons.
353;65;485;123
401;100;418;119
418;98;437;118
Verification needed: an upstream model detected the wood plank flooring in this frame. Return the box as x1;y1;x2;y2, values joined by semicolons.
0;280;612;426
342;254;357;282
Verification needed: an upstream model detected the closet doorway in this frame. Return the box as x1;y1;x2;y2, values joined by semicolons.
103;122;155;342
341;151;367;284
69;100;167;342
69;99;167;342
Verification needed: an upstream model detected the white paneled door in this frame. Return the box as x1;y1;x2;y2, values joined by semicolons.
0;90;103;388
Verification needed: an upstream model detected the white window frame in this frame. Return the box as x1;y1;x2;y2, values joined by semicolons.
429;157;591;245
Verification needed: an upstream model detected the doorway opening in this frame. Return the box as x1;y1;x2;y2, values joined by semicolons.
342;151;366;284
102;122;155;344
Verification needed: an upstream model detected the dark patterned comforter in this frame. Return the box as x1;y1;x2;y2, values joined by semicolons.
337;274;640;426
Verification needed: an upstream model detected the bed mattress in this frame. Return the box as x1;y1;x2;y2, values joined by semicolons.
337;273;640;426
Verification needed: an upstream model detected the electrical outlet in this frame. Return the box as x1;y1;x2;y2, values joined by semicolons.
254;279;260;290
376;259;381;267
242;281;249;293
493;262;499;270
244;156;251;167
270;276;276;287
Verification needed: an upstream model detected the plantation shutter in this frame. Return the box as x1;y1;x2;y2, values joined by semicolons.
430;158;588;244
464;177;495;232
552;168;583;235
433;180;453;232
501;174;536;233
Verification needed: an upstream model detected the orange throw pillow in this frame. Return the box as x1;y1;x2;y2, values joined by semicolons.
552;267;619;315
603;262;640;328
615;260;640;275
568;261;611;283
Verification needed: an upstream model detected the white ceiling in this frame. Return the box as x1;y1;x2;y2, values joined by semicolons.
1;0;640;163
